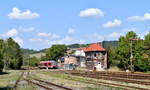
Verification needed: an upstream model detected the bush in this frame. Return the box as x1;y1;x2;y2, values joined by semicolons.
29;57;40;66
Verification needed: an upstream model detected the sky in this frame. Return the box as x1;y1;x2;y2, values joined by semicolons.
0;0;150;50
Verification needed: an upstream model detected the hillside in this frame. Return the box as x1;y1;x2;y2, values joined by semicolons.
67;44;89;48
21;40;118;57
67;41;119;49
102;41;118;49
21;48;38;55
30;52;46;59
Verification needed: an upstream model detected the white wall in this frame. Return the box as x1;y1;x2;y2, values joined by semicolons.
74;50;85;57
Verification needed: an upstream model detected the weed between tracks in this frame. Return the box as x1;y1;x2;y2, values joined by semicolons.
16;82;38;90
0;70;21;88
30;70;123;90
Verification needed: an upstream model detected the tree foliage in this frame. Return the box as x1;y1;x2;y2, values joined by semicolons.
144;32;150;59
117;31;138;70
0;37;23;71
114;31;150;72
29;56;40;66
0;39;4;72
67;44;88;48
46;44;67;61
107;46;118;67
4;38;23;69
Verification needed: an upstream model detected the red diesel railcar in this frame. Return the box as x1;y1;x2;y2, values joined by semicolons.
39;61;58;69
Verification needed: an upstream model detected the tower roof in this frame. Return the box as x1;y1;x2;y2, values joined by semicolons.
83;43;106;52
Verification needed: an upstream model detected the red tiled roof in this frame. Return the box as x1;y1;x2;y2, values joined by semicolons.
83;43;106;52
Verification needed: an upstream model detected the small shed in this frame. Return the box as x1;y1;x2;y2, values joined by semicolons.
63;56;77;70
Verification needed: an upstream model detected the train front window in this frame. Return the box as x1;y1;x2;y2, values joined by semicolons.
44;63;47;66
48;63;51;65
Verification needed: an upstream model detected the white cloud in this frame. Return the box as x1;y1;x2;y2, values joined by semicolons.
29;35;85;46
8;7;40;20
138;31;149;39
54;36;85;45
19;27;35;32
37;32;59;39
29;38;45;42
108;32;122;38
86;33;104;43
127;13;150;21
103;19;122;28
2;29;18;37
29;38;51;48
93;33;104;41
68;28;75;34
58;36;75;44
123;28;136;32
14;37;23;46
1;27;36;37
79;8;104;17
145;31;149;35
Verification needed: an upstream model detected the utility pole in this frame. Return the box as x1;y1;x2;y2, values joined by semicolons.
130;39;134;73
130;38;139;73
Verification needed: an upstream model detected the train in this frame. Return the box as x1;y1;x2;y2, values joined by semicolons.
38;60;58;69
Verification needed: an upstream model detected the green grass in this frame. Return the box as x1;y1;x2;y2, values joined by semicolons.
145;71;150;74
0;70;21;88
32;71;123;90
16;84;37;90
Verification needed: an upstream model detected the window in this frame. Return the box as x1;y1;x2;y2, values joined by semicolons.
94;53;97;57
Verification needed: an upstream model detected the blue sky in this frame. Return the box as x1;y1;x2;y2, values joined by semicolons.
0;0;149;50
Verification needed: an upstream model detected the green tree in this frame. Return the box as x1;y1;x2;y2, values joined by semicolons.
0;53;3;72
29;56;40;66
40;56;47;61
3;38;23;69
133;39;150;72
107;46;118;67
46;44;67;61
0;39;4;72
135;32;150;71
144;32;150;59
116;31;150;72
117;31;138;70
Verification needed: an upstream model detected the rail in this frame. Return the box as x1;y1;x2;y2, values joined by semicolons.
25;78;72;90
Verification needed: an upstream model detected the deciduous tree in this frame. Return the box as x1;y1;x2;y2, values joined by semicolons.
3;38;23;69
46;44;67;61
0;39;4;72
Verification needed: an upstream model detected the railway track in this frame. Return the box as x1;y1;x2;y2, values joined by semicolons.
64;77;149;90
20;70;150;90
14;72;24;89
41;70;149;90
67;70;150;80
93;71;150;80
52;70;150;89
70;72;150;84
23;71;72;90
64;70;150;80
75;73;150;85
25;78;72;90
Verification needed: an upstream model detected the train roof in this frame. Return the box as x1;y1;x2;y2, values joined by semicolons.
40;60;57;63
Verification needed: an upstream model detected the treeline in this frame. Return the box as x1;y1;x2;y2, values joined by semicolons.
45;44;67;61
21;48;38;55
102;41;118;49
0;38;23;72
108;31;150;72
67;44;89;48
68;41;119;49
22;45;67;67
